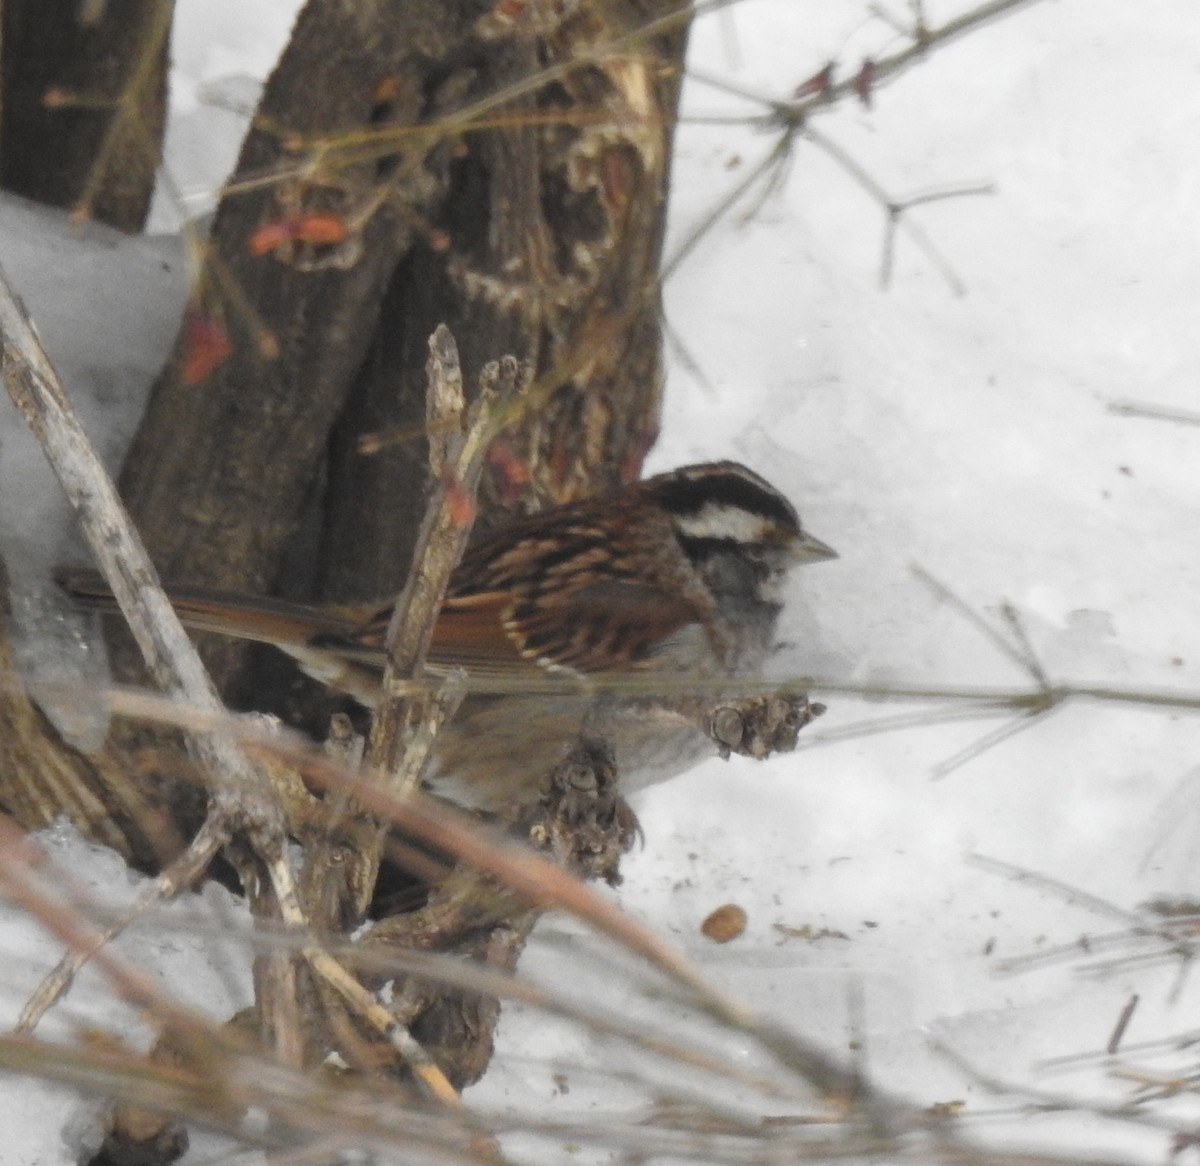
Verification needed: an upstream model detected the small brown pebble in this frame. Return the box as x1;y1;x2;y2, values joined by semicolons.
925;1100;966;1118
701;903;747;943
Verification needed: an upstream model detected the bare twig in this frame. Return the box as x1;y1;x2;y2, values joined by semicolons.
69;1;174;224
19;675;886;1112
16;812;228;1032
0;816;242;1050
1106;995;1140;1056
1037;1026;1200;1075
24;664;1200;753
679;0;1039;297
263;330;529;1105
928;702;1063;780
662;131;798;281
348;331;525;970
0;262;286;838
805;126;991;295
366;330;524;788
793;701;1020;749
248;730;912;1125
911;568;1057;722
0;259;326;1064
968;853;1196;960
770;0;1048;121
8;668;1182;1159
995;928;1186;981
302;941;465;1109
996;602;1050;689
878;182;996;292
0;282;501;1106
1107;399;1200;427
930;1036;1194;1142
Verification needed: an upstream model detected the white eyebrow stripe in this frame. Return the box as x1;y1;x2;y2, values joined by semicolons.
674;502;775;543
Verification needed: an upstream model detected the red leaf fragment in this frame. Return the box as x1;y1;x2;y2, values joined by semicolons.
854;58;877;108
443;472;478;527
372;75;402;105
181;308;233;386
486;443;533;507
793;62;834;100
249;212;350;256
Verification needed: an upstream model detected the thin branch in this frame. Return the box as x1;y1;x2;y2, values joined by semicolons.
16;872;820;1110
688;0;1045;123
302;940;464;1109
34;678;891;1114
930;1036;1194;1141
880;182;996;292
988;926;1175;980
1106;994;1139;1056
71;1;175;224
911;566;1050;687
968;853;1197;959
1107;399;1200;427
770;0;1049;123
366;331;523;787
16;812;228;1032
910;581;1060;778
246;734;919;1129
928;702;1063;781
677;0;1037;301
0;260;347;1104
805;126;987;295
794;702;1020;749
9;670;1188;1159
0;262;286;837
1037;1026;1200;1075
25;662;1200;720
662;131;798;284
997;602;1051;689
0;816;243;1050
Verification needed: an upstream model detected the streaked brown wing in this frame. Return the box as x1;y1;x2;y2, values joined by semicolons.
505;578;701;671
319;586;700;683
428;501;711;676
310;591;537;680
429;592;548;676
331;554;705;680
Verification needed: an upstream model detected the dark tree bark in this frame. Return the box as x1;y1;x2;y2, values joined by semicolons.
0;0;171;232
319;0;687;602
115;0;484;693
113;0;688;695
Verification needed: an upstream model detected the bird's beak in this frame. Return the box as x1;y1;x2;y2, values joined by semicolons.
791;531;839;564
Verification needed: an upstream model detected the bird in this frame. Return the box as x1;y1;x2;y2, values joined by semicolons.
61;461;836;810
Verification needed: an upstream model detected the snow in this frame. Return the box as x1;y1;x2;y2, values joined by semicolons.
0;198;185;748
0;825;251;1165
1;1;1199;1162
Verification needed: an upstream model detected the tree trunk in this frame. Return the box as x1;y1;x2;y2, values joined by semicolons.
0;0;171;232
114;0;688;702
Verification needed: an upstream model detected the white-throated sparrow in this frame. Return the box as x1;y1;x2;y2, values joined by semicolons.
62;461;835;809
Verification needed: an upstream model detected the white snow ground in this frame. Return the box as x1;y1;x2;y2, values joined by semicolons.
0;1;1198;1162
